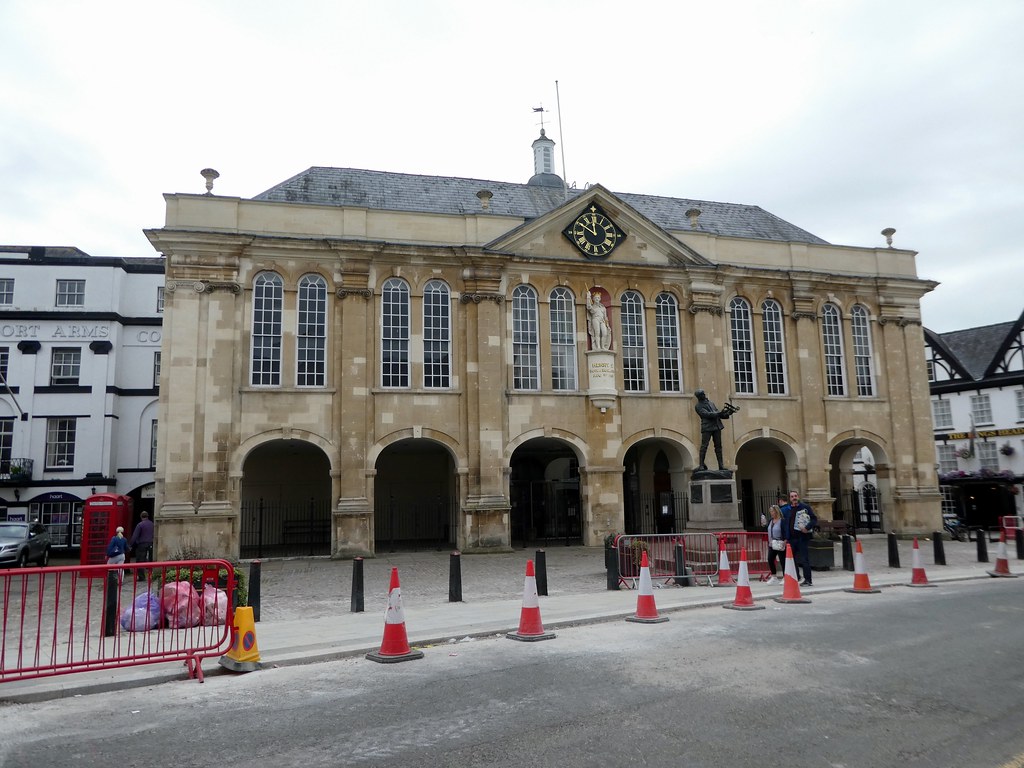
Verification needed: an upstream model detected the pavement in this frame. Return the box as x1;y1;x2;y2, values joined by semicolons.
0;533;1016;704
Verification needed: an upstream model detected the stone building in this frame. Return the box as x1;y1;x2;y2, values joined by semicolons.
145;133;941;559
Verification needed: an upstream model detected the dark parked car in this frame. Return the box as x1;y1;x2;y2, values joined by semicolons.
0;520;52;567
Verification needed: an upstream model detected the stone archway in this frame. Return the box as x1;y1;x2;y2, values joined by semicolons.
373;439;457;551
622;438;690;534
734;437;796;530
509;438;582;547
828;438;890;532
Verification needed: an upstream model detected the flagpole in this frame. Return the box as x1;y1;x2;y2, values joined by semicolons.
555;80;568;200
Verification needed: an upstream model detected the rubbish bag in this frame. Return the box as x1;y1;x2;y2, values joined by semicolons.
120;592;161;632
201;584;229;626
161;581;201;629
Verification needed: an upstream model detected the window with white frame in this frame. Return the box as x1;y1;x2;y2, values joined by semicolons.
45;417;76;469
423;280;451;388
850;305;875;396
250;272;283;386
381;278;410;388
297;274;327;387
655;293;681;392
0;419;12;469
150;420;158;468
761;299;787;395
1017;389;1024;421
55;279;85;307
0;346;8;383
512;285;539;390
549;287;577;391
936;444;958;475
977;441;998;470
940;486;958;516
152;351;161;388
821;303;847;396
926;359;935;382
621;291;647;392
729;297;755;394
970;393;993;425
931;398;953;430
50;348;81;385
156;286;165;313
0;278;13;306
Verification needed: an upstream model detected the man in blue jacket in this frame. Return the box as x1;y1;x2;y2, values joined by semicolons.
782;489;818;586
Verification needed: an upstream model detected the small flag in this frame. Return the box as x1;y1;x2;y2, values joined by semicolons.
532;106;545;112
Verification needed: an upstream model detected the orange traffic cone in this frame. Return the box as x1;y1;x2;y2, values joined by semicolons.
907;537;935;588
626;550;669;623
774;544;811;604
366;567;425;663
716;538;735;587
723;547;765;611
507;560;556;641
988;532;1018;578
844;540;881;594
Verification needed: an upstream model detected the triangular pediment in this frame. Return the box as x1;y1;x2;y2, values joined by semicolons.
484;185;712;267
923;331;972;384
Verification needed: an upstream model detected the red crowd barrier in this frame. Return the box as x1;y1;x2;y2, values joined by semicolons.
614;532;768;588
1;560;236;685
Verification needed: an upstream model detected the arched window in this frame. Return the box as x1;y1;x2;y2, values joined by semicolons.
250;272;283;386
822;303;846;396
512;285;539;390
549;287;577;391
655;292;681;392
729;297;755;394
621;291;647;392
850;305;874;396
423;280;451;388
381;278;410;388
297;274;327;387
761;299;787;395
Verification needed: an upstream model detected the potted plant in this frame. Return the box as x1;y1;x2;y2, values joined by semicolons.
1000;442;1015;456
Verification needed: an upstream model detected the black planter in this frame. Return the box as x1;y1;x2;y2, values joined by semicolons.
808;539;835;571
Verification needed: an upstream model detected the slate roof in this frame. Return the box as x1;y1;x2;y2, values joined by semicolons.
254;167;830;246
933;322;1016;379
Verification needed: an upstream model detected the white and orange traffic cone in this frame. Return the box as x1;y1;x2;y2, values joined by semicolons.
844;540;881;594
507;560;556;641
907;537;935;588
774;544;811;604
988;531;1018;578
366;567;425;663
716;538;735;587
723;547;765;611
626;550;669;623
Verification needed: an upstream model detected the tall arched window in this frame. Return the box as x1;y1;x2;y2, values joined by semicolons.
822;303;846;396
381;277;410;388
512;285;539;390
423;280;451;388
621;291;647;392
549;287;577;391
297;274;327;387
655;292;681;392
729;297;755;394
250;272;283;386
850;304;874;396
761;299;787;395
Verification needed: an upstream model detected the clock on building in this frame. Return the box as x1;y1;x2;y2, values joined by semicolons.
563;204;625;258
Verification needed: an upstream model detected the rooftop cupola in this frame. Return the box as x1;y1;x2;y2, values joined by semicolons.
528;129;563;188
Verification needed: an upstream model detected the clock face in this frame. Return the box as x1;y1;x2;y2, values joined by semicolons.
564;205;624;258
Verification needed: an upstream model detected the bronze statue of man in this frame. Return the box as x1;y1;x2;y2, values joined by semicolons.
694;389;735;471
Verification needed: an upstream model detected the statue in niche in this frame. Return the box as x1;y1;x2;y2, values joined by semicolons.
586;290;612;351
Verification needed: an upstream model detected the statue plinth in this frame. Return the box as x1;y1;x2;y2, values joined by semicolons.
586;349;617;411
687;474;743;532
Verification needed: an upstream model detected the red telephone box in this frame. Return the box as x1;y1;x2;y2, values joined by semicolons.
80;493;134;565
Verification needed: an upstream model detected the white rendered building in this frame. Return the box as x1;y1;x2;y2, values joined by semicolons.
0;246;164;549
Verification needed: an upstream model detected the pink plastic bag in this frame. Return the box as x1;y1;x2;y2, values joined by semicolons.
201;584;229;626
161;582;200;629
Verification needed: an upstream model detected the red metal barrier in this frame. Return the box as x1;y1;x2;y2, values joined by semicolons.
718;532;769;579
1;560;235;685
614;532;768;588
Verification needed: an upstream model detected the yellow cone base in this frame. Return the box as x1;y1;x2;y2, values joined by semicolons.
366;648;425;664
219;606;261;673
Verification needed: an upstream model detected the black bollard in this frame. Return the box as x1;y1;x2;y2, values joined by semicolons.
933;533;946;565
1016;528;1024;560
674;542;691;586
841;535;854;571
103;571;119;638
449;551;463;603
887;532;901;568
976;532;989;563
248;560;262;622
350;557;364;613
607;546;620;590
535;549;548;596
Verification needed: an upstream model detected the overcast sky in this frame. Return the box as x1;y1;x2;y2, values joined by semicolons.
1;0;1020;333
